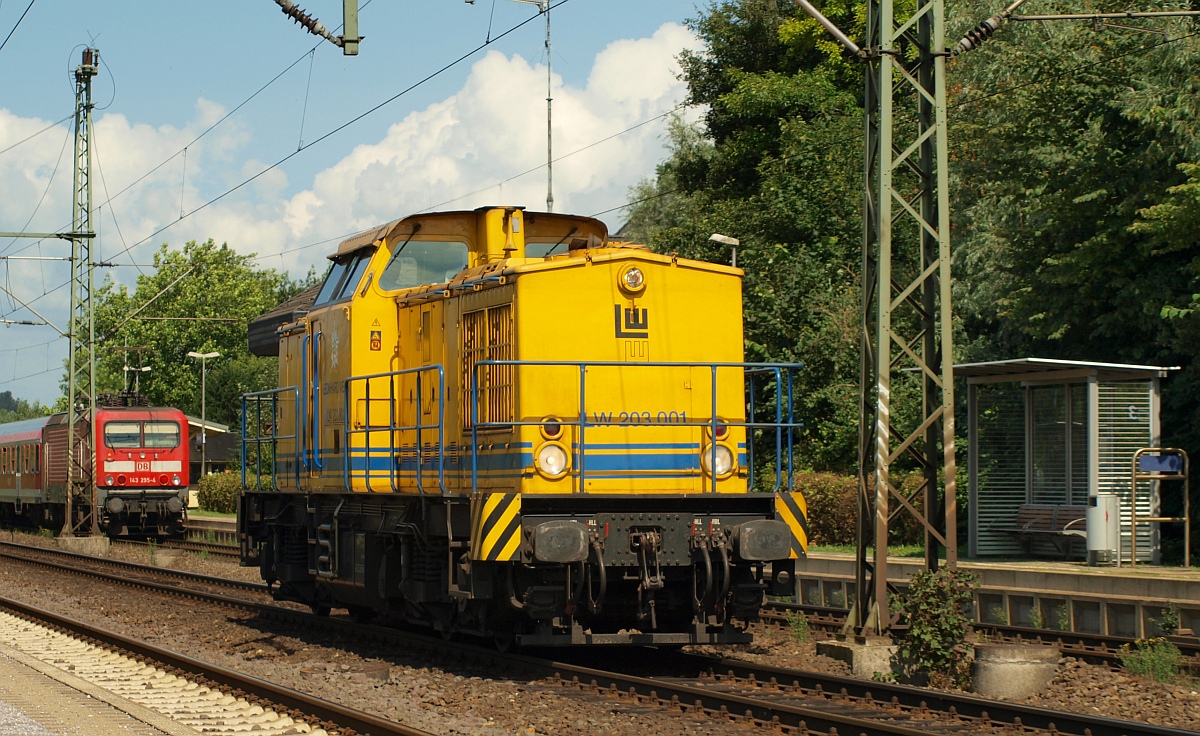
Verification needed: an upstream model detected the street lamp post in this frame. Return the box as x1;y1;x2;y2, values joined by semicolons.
187;351;221;478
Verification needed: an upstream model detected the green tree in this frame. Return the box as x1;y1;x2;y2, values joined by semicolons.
947;6;1200;464
627;0;866;471
0;390;50;423
85;239;313;426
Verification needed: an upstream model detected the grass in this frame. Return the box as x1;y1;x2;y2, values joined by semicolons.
785;611;810;642
188;508;236;519
1120;638;1183;683
810;543;929;558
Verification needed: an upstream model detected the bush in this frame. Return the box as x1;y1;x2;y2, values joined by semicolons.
794;470;936;547
793;472;857;546
896;567;979;688
1120;638;1183;683
197;473;240;514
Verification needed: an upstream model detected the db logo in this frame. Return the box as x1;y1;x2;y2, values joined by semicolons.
135;462;150;472
369;330;382;351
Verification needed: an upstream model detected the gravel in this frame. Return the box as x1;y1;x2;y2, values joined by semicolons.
0;539;761;736
4;532;1197;734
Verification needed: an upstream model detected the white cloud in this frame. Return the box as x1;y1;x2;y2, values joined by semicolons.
279;21;702;264
0;22;700;402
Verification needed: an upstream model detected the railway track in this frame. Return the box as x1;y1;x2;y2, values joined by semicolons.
763;600;1200;666
0;541;1187;736
0;595;434;736
116;537;240;559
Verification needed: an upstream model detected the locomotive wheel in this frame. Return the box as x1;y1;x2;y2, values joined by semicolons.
347;606;375;624
492;631;516;652
309;603;331;617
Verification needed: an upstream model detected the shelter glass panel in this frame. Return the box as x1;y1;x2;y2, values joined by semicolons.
1099;381;1154;562
1031;385;1068;505
1069;384;1089;503
973;382;1026;556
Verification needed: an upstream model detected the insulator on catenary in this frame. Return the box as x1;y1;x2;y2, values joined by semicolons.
273;0;344;47
952;14;1004;57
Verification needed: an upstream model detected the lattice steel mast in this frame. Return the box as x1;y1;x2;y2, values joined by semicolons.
65;47;100;536
791;0;957;634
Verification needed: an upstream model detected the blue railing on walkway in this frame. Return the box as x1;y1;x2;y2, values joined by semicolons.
241;386;300;491
469;360;803;493
342;365;447;495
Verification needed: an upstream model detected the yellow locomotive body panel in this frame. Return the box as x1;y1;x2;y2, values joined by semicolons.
283;209;754;499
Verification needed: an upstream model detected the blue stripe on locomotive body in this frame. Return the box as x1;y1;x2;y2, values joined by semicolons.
336;440;749;481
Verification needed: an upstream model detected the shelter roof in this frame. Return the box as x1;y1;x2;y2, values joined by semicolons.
185;416;230;434
953;357;1179;383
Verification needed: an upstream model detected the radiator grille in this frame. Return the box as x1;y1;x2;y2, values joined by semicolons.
461;304;513;429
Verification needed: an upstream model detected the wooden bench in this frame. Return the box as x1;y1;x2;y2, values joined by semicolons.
990;503;1088;558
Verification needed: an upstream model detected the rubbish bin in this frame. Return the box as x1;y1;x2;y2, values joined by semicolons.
1087;493;1120;565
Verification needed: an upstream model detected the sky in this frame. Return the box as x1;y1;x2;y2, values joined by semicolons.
0;0;706;405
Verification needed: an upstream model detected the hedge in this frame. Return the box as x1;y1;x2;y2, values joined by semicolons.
196;473;240;514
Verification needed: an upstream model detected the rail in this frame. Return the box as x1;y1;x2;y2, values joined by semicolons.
469;360;803;493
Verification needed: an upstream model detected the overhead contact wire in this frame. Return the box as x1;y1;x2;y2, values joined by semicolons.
101;0;573;267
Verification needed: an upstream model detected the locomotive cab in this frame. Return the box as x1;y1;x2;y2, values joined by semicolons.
95;407;190;537
241;206;807;645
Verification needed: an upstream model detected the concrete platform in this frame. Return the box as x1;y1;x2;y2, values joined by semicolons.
797;552;1200;638
0;642;194;736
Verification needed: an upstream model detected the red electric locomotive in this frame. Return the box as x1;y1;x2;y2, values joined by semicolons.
0;406;190;537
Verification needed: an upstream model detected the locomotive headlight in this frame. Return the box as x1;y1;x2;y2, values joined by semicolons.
105;475;114;487
700;443;735;478
619;265;646;294
535;441;570;479
171;475;181;486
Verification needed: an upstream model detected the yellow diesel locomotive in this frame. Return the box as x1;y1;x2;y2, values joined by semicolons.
241;206;807;646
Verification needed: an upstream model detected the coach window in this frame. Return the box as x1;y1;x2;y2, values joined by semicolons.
144;421;180;449
378;241;469;290
105;421;141;449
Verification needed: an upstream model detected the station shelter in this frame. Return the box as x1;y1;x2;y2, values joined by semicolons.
960;358;1178;563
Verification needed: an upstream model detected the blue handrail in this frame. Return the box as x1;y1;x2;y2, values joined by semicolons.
240;386;300;492
343;365;446;495
299;335;310;470
312;331;324;469
469;360;803;493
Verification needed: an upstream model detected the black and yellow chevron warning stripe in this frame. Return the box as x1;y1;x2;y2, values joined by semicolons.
470;492;522;561
775;491;809;558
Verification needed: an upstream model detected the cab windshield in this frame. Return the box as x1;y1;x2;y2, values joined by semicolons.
104;422;141;449
378;241;468;290
144;421;180;449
